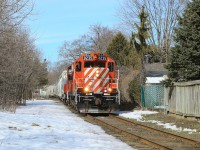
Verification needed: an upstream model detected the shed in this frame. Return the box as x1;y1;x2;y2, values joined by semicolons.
141;64;167;109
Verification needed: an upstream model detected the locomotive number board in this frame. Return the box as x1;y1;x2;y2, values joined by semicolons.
98;55;106;60
83;55;93;60
83;54;107;61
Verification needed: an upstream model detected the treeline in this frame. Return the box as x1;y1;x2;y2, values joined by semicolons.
56;0;186;105
165;0;200;84
0;0;48;111
107;7;150;105
50;0;199;107
48;24;117;84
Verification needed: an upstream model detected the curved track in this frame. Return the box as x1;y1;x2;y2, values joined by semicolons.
86;114;200;150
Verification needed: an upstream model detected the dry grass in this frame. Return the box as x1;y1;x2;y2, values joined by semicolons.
140;112;200;140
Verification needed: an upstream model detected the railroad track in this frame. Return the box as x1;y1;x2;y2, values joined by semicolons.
86;114;200;150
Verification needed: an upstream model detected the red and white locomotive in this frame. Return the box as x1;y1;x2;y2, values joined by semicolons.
63;52;120;113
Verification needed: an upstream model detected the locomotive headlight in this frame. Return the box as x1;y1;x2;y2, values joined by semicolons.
96;70;100;77
84;87;89;92
96;73;99;77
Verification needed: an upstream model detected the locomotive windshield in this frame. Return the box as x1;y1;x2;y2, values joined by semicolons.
96;62;105;67
84;62;105;68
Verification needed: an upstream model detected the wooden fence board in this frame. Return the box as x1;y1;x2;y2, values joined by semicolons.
164;80;200;117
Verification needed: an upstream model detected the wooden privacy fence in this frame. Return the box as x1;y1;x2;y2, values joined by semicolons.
164;80;200;117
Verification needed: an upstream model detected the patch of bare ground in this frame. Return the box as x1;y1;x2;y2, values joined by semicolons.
137;111;200;140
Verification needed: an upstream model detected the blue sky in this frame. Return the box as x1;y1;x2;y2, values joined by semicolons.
27;0;123;63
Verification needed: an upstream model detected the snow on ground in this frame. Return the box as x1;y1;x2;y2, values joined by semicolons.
119;110;158;121
119;110;198;134
0;100;134;150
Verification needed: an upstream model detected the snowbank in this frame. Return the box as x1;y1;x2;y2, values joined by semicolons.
0;100;133;150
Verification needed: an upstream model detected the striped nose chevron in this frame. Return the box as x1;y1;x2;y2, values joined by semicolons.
84;68;109;93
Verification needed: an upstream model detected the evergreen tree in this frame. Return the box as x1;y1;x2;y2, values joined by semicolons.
126;34;141;69
167;0;200;82
107;32;129;66
133;6;150;56
131;6;150;84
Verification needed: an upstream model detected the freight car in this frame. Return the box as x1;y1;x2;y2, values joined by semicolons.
57;70;67;100
45;84;57;98
63;52;120;113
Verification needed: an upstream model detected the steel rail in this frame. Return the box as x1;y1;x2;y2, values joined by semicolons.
110;114;200;147
87;115;172;150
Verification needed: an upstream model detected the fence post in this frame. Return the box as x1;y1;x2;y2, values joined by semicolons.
141;85;145;107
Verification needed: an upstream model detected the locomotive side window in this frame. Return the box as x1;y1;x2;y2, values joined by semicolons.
108;62;114;72
68;66;73;80
84;62;94;68
68;75;73;80
76;62;82;72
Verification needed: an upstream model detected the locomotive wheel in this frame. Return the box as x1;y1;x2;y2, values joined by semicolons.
108;102;113;112
108;104;112;112
65;99;69;105
68;96;72;106
63;99;66;104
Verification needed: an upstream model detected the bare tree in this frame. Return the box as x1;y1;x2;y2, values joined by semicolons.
0;26;46;108
47;61;68;85
0;0;48;111
0;0;34;33
87;24;116;53
118;0;189;62
59;24;116;64
59;40;85;64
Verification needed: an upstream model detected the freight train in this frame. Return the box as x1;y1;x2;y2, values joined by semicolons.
48;52;120;113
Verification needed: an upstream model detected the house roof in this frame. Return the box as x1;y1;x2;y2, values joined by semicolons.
145;63;168;77
146;71;167;77
145;77;165;84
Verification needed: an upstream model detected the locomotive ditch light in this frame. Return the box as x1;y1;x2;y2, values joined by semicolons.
108;88;112;92
84;87;89;92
